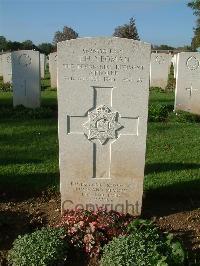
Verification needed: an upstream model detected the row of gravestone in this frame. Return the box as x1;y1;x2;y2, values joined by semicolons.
0;38;199;215
49;49;200;116
0;46;199;115
0;51;46;108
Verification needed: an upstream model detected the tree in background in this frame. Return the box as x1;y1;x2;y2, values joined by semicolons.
6;41;22;51
38;43;55;55
21;40;36;50
191;17;200;50
53;26;78;46
152;44;175;50
0;37;39;52
188;0;200;50
188;0;200;15
113;17;140;40
0;36;8;51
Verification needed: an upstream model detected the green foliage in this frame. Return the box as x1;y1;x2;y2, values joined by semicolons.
53;26;78;45
0;36;9;51
38;43;55;55
152;44;175;50
0;81;12;92
8;227;67;266
113;17;140;40
41;70;52;91
188;0;200;50
21;40;35;50
170;110;200;123
188;0;200;16
191;17;200;50
166;64;176;92
0;36;52;53
148;104;173;122
0;36;38;52
100;219;185;266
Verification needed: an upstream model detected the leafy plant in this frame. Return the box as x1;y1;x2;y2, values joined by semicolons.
56;209;133;257
8;227;67;266
166;64;176;92
100;219;186;266
0;82;12;92
148;104;173;122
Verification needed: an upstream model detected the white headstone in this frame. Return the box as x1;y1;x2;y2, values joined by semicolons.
2;52;12;83
12;50;41;108
49;52;57;88
40;53;45;79
171;54;178;78
175;52;200;115
0;54;3;76
58;37;151;215
150;53;172;89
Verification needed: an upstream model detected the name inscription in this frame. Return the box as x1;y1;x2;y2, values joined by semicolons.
63;48;145;83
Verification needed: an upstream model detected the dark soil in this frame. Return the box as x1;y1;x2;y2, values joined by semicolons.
0;191;199;265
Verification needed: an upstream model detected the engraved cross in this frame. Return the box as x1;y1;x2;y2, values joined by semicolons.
67;86;139;179
186;84;199;97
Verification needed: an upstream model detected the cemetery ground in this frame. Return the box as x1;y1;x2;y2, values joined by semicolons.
0;75;200;265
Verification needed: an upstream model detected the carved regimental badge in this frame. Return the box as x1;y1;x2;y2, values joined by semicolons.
18;54;32;67
83;105;122;144
186;56;200;70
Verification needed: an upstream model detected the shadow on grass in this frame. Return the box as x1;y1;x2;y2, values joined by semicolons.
0;209;47;265
0;173;59;202
0;158;42;166
142;178;200;218
0;210;42;250
145;162;200;174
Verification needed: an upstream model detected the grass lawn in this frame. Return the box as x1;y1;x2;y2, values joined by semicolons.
0;88;199;200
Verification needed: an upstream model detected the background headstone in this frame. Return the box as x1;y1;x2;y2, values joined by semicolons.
12;50;41;108
171;54;178;78
58;38;151;215
0;54;3;76
49;52;57;88
40;53;45;79
175;52;200;115
150;53;172;89
2;52;12;83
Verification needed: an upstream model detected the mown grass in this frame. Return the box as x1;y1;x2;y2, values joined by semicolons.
0;86;199;199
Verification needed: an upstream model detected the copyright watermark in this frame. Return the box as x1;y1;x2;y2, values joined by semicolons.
62;199;140;215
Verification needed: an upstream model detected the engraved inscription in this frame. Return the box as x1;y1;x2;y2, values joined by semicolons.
6;55;11;63
70;181;135;202
63;47;145;82
155;55;165;64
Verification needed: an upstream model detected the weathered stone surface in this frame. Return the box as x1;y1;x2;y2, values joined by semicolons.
2;52;12;83
0;54;3;76
12;50;41;108
150;53;172;89
175;52;200;115
40;53;45;79
49;52;57;88
58;37;151;215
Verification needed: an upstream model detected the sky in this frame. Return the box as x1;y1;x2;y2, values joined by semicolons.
0;0;196;47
